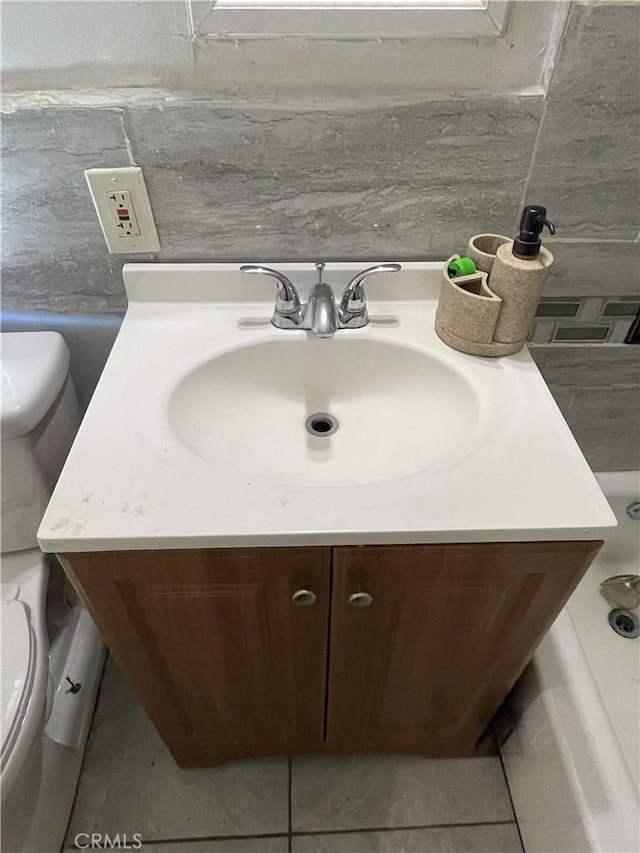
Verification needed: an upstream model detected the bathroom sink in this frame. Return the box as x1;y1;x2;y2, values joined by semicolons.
37;262;616;552
168;338;479;486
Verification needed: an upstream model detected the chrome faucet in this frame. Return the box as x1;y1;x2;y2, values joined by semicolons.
601;575;640;610
239;264;303;329
240;261;402;338
339;263;402;328
308;262;337;338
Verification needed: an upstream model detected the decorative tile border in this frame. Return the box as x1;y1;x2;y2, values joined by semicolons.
529;297;640;344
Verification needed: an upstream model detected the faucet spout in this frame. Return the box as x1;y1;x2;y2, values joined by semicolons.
309;281;337;338
239;260;402;338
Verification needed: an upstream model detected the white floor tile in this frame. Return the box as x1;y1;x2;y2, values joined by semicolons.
291;754;513;832
293;823;523;852
66;658;288;844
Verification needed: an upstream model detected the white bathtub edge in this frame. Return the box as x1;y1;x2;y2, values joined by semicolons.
502;602;640;852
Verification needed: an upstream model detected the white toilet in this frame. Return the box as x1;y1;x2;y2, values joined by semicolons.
1;332;105;853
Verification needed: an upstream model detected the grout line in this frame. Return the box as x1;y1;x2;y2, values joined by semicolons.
516;96;548;232
64;821;521;849
119;109;138;167
108;833;290;849
516;0;569;228
551;382;639;393
111;819;523;848
291;820;519;838
193;0;217;36
288;755;293;853
545;237;638;245
496;738;526;853
540;0;572;97
184;0;196;38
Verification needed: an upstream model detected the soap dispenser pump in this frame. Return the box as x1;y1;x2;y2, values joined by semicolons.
513;205;556;258
487;204;556;352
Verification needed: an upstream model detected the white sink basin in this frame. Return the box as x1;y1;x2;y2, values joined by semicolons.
37;262;617;552
168;338;479;486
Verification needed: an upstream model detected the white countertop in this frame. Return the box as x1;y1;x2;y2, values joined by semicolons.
38;262;616;553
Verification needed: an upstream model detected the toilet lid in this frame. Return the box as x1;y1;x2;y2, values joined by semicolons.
1;600;36;764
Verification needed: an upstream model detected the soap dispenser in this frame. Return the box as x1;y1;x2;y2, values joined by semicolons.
488;205;556;350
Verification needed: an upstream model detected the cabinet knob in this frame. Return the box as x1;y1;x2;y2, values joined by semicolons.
348;592;373;608
292;589;317;606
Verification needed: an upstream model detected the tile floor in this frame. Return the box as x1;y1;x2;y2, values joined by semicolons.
64;658;523;852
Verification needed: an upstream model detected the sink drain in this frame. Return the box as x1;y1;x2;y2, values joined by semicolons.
305;412;339;437
608;608;640;639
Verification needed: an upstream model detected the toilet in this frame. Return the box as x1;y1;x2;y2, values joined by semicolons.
1;332;105;853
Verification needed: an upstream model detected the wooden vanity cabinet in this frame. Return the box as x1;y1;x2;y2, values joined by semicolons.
60;547;332;766
326;542;600;756
59;539;600;767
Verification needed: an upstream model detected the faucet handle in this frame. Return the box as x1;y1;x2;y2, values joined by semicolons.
240;265;303;327
339;263;402;328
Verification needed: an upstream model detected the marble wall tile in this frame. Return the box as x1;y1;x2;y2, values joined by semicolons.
532;343;639;470
124;98;543;261
559;386;640;471
1;256;128;313
545;241;640;297
1;109;130;262
526;3;640;239
1;108;132;311
531;344;640;389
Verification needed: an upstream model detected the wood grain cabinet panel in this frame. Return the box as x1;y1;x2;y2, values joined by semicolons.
60;547;331;766
326;541;601;756
60;539;601;766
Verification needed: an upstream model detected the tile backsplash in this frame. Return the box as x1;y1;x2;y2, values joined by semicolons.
530;297;640;344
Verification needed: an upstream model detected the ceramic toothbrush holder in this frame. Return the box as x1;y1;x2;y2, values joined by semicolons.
466;233;510;274
435;257;503;355
435;233;552;357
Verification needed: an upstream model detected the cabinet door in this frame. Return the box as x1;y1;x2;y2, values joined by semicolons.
327;541;600;756
60;547;331;766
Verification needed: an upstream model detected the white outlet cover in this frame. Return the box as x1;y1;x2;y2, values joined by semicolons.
85;166;160;253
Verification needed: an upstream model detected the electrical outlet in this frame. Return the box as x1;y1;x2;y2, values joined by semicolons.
106;190;140;238
85;167;160;253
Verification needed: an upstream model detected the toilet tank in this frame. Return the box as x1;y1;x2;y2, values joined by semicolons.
1;333;81;553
